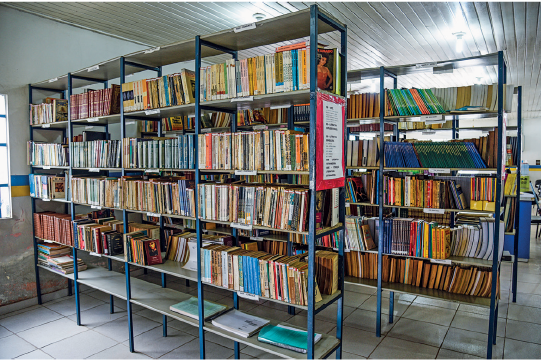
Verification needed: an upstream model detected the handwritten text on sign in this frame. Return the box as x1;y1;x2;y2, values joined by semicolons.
322;100;344;180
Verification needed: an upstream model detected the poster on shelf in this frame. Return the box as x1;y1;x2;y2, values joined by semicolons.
316;91;345;191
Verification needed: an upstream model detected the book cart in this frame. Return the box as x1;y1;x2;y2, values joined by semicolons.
344;51;508;359
29;5;348;359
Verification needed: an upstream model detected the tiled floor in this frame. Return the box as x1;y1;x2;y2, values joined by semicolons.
2;228;541;359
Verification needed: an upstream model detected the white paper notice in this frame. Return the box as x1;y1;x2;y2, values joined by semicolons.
322;100;343;180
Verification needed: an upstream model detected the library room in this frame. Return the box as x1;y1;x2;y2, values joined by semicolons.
1;1;540;360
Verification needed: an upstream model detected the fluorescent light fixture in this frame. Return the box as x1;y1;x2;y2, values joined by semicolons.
453;32;466;53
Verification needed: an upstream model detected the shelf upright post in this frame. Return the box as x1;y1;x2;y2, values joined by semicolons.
194;35;206;360
388;76;398;325
119;57;135;353
287;105;297;317
375;66;385;338
307;4;319;358
28;85;42;305
67;73;82;326
487;50;505;359
512;86;522;303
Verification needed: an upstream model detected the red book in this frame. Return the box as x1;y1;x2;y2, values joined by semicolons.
144;240;162;265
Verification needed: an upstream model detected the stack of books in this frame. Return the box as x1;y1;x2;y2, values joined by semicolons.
39;255;87;275
122;70;196;112
411;142;486;168
71;177;121;208
72;140;121;168
29;174;66;200
70;85;121;120
345;138;381;168
470;177;496;211
430;83;514;113
27;141;69;167
385;88;445;116
169;297;227;320
30;98;68;125
344;216;377;251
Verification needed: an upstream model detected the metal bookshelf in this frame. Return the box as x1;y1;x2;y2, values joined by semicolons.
511;86;522;303
29;4;347;360
344;51;508;359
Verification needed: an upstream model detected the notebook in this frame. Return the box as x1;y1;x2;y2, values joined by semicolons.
211;309;269;338
169;297;227;320
257;324;322;354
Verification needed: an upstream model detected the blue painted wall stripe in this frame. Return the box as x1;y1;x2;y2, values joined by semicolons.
11;175;29;186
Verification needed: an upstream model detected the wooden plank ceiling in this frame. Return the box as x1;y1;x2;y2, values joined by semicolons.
4;2;539;119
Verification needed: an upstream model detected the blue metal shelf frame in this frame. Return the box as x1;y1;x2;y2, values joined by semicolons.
512;86;522;303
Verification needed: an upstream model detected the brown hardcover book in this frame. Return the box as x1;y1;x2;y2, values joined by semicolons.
438;266;448;290
422;263;431;288
427;264;438;289
433;265;444;289
407;259;414;285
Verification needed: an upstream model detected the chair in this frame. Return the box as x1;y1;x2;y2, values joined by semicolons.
529;181;541;238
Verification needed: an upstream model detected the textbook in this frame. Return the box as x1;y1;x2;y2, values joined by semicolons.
169;297;227;320
257;324;322;354
211;310;269;338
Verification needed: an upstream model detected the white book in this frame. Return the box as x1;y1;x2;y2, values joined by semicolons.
451;87;457;110
331;188;339;227
212;310;269;338
484;219;494;260
346;141;352;167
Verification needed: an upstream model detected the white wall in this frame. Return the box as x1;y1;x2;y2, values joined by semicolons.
0;6;145;306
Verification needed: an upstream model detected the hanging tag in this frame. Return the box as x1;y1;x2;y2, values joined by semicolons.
188;114;195;118
87;65;99;72
231;96;253;102
415;62;437;69
145;169;160;173
231;222;253;230
85;126;94;130
126;121;135;125
89;252;102;257
144;47;160;54
48;77;58;83
42;124;51;128
345;202;351;207
250;237;263;241
252;125;267;130
420;114;443;122
147;212;161;218
89;168;100;172
423;208;445;214
422;130;436;135
430;258;451;265
234;23;256;33
235;170;257;175
145;109;160;116
91;205;102;210
201;128;212;133
237;291;259;301
88;117;100;122
428;168;451;174
270;104;290;110
42;166;51;170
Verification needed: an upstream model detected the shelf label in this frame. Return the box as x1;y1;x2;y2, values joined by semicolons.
188;114;195;118
89;252;102;257
91;205;102;210
147;212;161;218
345;202;351;207
231;96;253;102
422;130;436;135
42;124;51;128
145;169;160;173
145;109;160;116
423;208;445;214
89;168;100;172
428;168;451;174
231;222;253;230
126;121;135;125
415;62;438;69
42;198;50;202
42;166;51;170
88;117;100;122
234;23;256;33
235;170;257;176
270;104;290;110
430;258;451;265
252;124;267;130
201;128;212;133
420;114;443;122
237;291;259;301
85;126;94;130
126;74;134;78
48;77;58;83
144;46;160;54
425;119;446;125
87;65;99;72
250;237;263;241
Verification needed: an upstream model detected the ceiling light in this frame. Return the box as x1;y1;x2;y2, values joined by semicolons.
253;13;266;21
453;32;466;53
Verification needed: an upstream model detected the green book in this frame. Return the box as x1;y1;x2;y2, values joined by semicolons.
257;324;322;354
169;297;227;320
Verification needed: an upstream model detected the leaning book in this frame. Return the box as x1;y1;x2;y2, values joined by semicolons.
169;297;227;320
257;324;322;354
211;310;270;338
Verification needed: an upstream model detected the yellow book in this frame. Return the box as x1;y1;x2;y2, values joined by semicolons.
470;200;483;210
423;222;430;258
483;201;495;212
444;228;451;259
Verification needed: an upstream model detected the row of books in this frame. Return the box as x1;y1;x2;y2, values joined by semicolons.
430;84;514;113
386;88;445;116
27;142;69;167
237;108;288;127
345;138;380;168
30;98;68;125
198;130;309;171
72;140;121;168
29;174;66;200
141;116;196;133
201;244;336;305
463;128;500;169
412;141;487;169
349;123;394;133
506;136;518;166
344;216;377;251
71;177;120;208
198;183;309;232
504;173;518;196
504;198;516;233
346;93;381;119
383;142;420;168
199;47;341;101
124;229;163;266
345;252;498;298
70;85;121;120
122;135;196;169
34;212;74;246
37;247;87;275
122;70;196;112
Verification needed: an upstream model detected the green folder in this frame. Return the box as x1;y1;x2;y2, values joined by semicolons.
257;324;322;354
169;297;226;320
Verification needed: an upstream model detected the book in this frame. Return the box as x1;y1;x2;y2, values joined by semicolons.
122;135;195;169
71;140;121;168
30;98;69;125
169;297;227;320
29;174;66;199
211;309;270;338
27;141;69;167
257;324;322;354
69;85;120;120
237;107;288;126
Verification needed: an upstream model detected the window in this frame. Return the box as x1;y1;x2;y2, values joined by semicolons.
0;94;10;218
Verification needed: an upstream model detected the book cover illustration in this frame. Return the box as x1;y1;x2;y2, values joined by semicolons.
317;48;335;92
144;239;162;265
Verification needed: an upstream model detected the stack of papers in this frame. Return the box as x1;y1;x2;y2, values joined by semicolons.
211;310;270;338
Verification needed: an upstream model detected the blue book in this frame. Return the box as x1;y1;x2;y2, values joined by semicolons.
163;76;170;106
29;174;35;197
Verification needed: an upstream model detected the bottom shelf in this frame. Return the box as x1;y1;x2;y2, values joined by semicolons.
38;265;340;359
344;276;493;308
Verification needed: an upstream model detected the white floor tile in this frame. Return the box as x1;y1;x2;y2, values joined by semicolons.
369;336;439;359
14;349;54;359
0;334;36;359
41;330;117;359
0;307;63;333
17;317;88;348
93;314;161;342
124;326;195;358
388;318;448;347
86;343;151;359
